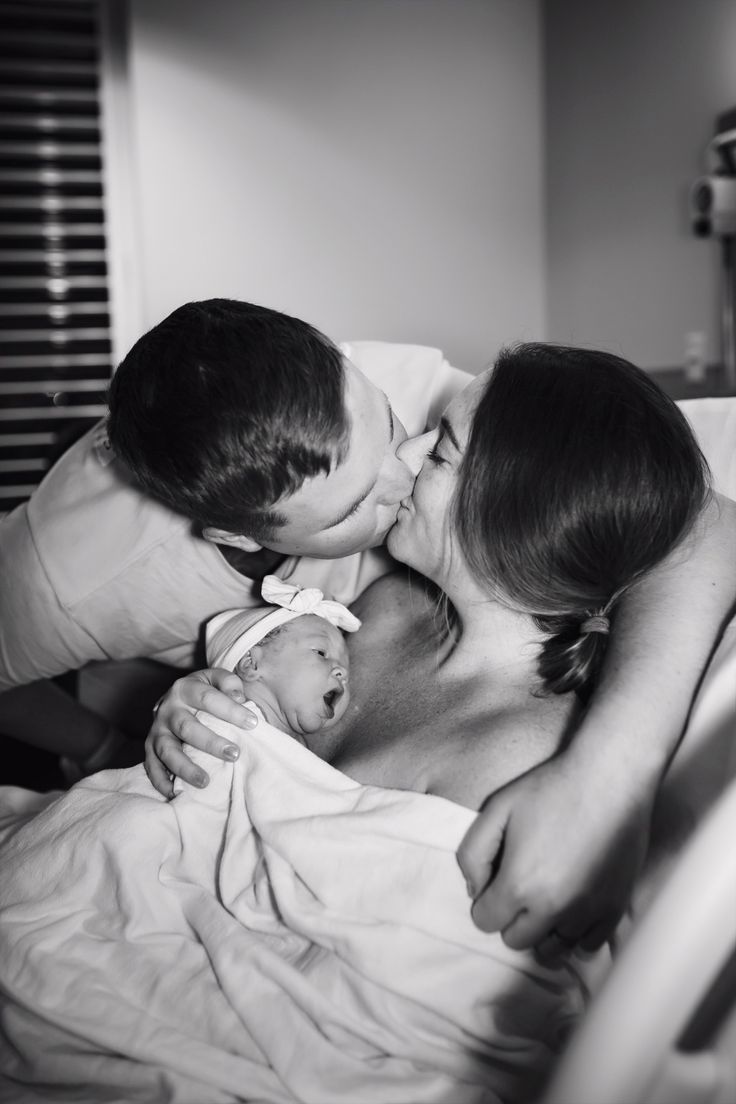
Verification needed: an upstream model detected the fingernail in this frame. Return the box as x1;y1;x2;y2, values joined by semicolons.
230;690;245;702
193;772;208;787
223;745;239;761
465;879;476;899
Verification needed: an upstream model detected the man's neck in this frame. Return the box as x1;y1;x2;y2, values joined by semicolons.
218;543;289;580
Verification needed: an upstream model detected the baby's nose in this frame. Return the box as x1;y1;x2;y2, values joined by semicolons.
333;664;348;681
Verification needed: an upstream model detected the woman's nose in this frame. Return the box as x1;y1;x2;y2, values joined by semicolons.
396;430;435;476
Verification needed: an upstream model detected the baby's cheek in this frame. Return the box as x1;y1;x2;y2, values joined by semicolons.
336;686;350;717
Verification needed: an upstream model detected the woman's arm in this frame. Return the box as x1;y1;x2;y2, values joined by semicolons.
458;493;736;952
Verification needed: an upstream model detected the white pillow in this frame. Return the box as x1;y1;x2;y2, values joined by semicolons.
623;398;736;920
677;397;736;500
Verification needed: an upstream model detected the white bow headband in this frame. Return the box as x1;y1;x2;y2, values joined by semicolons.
206;575;361;672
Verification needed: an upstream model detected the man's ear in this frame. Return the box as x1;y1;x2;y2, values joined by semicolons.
202;526;263;552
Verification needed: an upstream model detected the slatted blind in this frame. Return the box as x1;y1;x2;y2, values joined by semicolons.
0;0;112;511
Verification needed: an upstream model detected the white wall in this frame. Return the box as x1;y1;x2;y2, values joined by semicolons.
123;0;544;371
545;0;736;370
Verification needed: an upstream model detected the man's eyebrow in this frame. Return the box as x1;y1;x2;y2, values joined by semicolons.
439;415;461;452
323;392;394;529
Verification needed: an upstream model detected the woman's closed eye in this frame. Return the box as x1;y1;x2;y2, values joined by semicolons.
425;416;460;468
426;442;447;466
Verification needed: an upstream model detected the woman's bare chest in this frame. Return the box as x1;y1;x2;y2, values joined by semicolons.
308;571;572;806
319;607;448;777
313;577;509;799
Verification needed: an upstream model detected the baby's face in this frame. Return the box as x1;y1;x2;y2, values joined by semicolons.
247;614;351;736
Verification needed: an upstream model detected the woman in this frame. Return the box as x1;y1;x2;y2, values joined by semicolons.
156;341;709;835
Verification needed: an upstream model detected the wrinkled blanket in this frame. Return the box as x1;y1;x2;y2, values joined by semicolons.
0;713;606;1104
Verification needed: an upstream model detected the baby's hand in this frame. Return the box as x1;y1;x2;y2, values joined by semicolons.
145;668;258;798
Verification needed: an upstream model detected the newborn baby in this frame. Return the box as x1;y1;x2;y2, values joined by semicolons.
206;575;361;743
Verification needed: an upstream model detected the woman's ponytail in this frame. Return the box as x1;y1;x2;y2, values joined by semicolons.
535;610;612;700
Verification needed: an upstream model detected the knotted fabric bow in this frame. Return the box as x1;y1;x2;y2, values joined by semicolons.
261;575;361;632
206;575;361;672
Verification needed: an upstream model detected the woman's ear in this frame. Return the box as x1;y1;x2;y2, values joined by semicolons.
202;527;263;552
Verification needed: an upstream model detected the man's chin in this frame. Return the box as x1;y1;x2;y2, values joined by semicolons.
385;520;403;557
374;516;401;549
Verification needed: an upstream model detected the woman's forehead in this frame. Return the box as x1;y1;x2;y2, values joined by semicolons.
443;368;489;437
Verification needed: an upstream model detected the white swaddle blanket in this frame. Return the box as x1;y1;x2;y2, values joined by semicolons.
0;710;606;1104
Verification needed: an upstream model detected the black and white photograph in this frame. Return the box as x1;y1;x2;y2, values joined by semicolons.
0;1;735;1102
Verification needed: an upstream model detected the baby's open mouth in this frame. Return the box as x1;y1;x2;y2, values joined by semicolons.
322;686;343;718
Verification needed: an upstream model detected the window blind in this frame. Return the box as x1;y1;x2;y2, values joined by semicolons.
0;0;112;511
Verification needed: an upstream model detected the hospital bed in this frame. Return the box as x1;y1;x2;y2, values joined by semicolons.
543;396;736;1104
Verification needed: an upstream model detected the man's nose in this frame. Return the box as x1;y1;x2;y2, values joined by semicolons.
396;430;435;477
376;452;415;505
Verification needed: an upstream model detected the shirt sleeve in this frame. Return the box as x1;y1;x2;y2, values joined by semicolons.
0;504;109;691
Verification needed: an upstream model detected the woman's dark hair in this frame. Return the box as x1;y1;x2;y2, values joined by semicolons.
454;343;711;699
107;299;348;539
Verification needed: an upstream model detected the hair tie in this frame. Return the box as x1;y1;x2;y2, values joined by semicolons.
580;615;610;636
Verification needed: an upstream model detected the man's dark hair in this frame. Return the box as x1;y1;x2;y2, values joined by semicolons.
107;299;349;539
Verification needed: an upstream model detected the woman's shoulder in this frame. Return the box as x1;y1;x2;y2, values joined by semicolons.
425;696;577;810
350;567;438;625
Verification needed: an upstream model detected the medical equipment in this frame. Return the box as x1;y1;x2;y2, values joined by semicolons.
690;106;736;393
542;773;736;1104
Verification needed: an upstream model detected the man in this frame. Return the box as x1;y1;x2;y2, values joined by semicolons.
0;301;461;768
1;299;734;952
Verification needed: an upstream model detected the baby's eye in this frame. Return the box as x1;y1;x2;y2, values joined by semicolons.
313;648;328;658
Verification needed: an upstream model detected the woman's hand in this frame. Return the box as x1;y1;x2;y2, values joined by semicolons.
456;747;655;955
145;668;258;797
